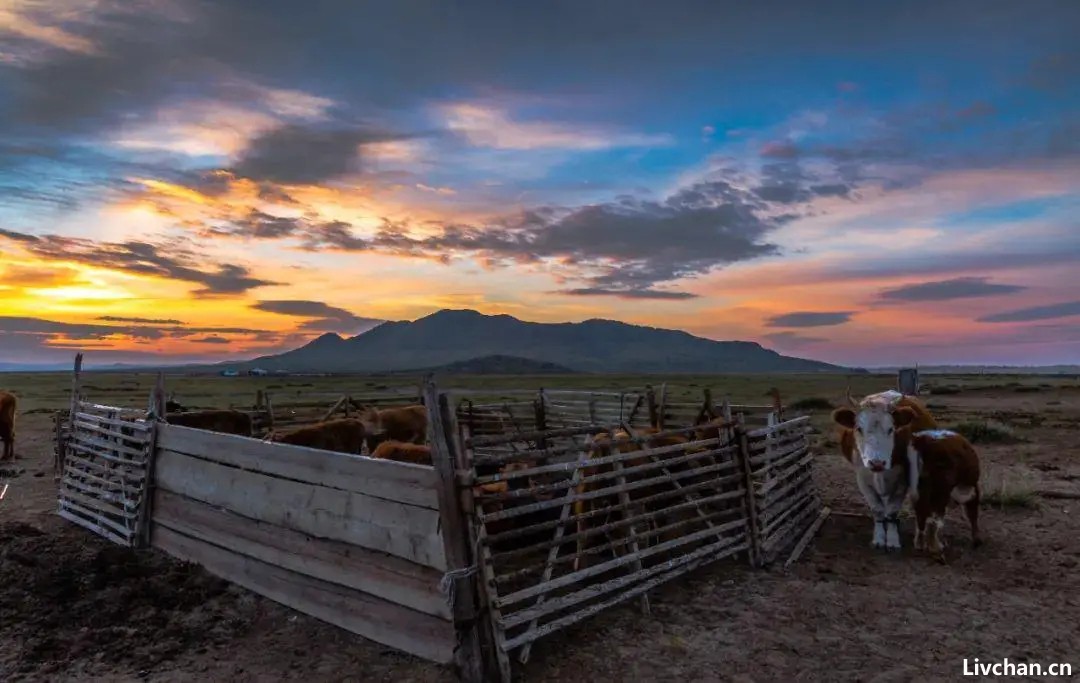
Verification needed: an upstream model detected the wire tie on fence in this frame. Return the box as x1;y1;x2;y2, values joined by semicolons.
439;564;479;607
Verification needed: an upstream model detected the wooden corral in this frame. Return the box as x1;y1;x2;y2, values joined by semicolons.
56;373;818;683
255;386;422;434
152;424;454;662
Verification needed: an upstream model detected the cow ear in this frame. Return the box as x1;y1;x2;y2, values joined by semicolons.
832;408;856;429
892;407;916;427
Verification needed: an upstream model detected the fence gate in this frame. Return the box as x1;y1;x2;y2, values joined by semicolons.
454;414;755;681
57;401;156;547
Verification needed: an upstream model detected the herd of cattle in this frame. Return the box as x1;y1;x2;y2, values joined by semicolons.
0;384;983;563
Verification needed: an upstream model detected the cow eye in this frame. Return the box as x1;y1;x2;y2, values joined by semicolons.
887;427;894;435
855;427;862;434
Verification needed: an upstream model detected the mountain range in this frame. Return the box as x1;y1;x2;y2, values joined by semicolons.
236;309;855;374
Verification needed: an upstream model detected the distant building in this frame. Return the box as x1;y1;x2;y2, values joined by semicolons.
248;368;269;376
221;369;240;377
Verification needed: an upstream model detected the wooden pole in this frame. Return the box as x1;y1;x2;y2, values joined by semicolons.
657;383;667;431
645;385;658;430
424;380;488;683
137;372;166;549
736;425;762;568
533;391;547;450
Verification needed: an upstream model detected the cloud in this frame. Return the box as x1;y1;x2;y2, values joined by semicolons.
764;311;854;327
230;124;412;184
439;102;671;151
559;287;699;300
190;335;230;344
977;301;1080;323
0;228;276;295
878;276;1027;302
97;315;186;325
759;141;800;159
251;300;384;334
0;263;82;288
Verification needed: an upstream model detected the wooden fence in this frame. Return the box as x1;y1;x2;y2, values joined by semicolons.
57;401;156;547
57;377;819;682
151;424;455;662
439;385;816;681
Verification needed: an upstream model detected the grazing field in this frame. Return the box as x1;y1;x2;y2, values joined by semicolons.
2;371;1080;681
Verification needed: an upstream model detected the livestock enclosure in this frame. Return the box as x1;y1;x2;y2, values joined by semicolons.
54;372;821;682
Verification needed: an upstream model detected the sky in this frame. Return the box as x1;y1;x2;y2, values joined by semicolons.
1;0;1079;368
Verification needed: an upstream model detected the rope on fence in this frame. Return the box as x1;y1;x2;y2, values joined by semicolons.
439;564;479;608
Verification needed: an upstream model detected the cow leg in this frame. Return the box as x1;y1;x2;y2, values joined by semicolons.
925;495;950;561
913;498;929;551
855;471;887;549
883;490;906;551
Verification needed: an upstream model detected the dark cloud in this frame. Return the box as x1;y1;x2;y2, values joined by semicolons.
251;300;383;334
0;316;163;340
190;335;230;344
977;301;1080;323
0;228;276;295
97;316;186;325
878;277;1027;302
230;209;304;239
764;311;854;328
558;287;699;300
231;124;411;184
759;141;800;159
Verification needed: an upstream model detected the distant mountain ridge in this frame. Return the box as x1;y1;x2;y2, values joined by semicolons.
398;354;578;375
237;309;855;374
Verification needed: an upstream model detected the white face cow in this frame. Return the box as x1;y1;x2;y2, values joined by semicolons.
832;394;916;472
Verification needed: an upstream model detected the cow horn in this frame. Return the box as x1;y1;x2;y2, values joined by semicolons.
845;383;858;408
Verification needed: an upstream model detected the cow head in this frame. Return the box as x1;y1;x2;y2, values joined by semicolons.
832;391;916;472
353;405;381;432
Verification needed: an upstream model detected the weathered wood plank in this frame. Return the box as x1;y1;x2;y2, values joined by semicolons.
153;490;450;619
157;424;437;509
58;507;132;547
153;526;454;663
154;449;447;570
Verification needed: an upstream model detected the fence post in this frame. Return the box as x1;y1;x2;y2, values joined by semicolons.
423;379;489;683
534;389;547;450
735;422;763;568
701;388;714;422
645;385;658;429
137;373;166;549
657;383;667;430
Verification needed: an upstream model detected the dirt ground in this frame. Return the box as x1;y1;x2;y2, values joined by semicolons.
2;375;1079;681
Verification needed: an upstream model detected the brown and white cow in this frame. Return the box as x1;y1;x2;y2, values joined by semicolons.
0;391;16;461
908;429;982;559
831;389;938;550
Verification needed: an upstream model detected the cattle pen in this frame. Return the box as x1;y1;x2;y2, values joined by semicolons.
54;365;821;682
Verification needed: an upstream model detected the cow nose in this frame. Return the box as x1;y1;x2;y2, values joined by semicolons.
868;460;886;472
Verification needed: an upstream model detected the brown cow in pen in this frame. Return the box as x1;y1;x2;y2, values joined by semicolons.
355;404;427;447
1;391;16;461
369;439;432;465
165;409;253;437
573;426;691;569
267;418;367;454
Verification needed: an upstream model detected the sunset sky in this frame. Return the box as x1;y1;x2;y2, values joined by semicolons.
1;0;1078;367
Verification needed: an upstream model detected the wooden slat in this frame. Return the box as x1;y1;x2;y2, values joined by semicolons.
153;490;450;619
58;498;135;538
157;424;437;509
153;526;454;663
58;507;132;547
74;412;152;431
154;449;446;570
66;441;147;468
63;453;145;483
71;429;148;458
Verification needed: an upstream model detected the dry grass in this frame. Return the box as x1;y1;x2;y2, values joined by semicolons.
953;419;1023;444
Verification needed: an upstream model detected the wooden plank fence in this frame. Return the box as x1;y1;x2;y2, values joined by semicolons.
56;375;820;682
